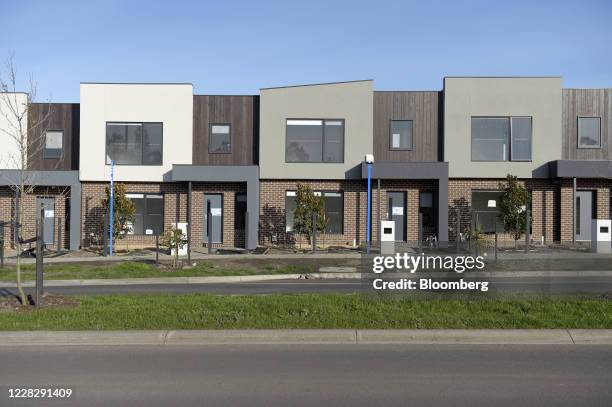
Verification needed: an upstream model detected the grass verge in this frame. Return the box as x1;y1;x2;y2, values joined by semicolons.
0;293;610;330
0;261;315;281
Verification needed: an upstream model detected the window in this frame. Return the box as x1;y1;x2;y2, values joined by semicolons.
390;120;413;150
419;192;435;229
126;193;164;235
285;119;344;163
471;117;532;161
209;124;231;153
285;191;344;234
471;191;504;233
578;117;601;148
106;122;163;165
43;130;63;159
234;192;247;230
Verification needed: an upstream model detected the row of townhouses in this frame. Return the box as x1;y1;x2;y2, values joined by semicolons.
0;77;610;251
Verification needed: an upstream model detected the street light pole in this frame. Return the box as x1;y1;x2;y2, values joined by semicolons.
365;154;374;254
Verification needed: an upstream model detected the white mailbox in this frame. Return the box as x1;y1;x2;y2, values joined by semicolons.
174;222;189;256
381;220;395;242
592;219;611;253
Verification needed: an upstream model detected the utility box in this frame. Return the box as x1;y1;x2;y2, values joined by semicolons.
173;222;189;256
591;219;611;253
380;220;396;255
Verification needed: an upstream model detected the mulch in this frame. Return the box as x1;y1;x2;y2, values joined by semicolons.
0;293;80;312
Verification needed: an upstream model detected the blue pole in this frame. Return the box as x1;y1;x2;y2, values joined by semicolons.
366;162;372;254
109;160;114;257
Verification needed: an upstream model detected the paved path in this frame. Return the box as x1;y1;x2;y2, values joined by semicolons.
0;344;610;406
2;276;611;296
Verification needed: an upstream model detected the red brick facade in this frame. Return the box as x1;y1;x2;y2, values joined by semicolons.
448;178;612;244
0;186;69;250
258;179;438;247
81;182;246;249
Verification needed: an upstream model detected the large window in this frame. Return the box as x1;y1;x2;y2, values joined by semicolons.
126;193;164;235
106;122;163;165
209;124;231;153
471;191;504;233
43;130;63;159
390;120;413;150
471;117;532;162
285;191;344;234
285;119;344;163
578;117;601;148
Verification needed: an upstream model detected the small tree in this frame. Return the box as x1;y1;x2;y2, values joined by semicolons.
498;174;531;248
162;226;186;268
101;183;135;247
293;183;326;248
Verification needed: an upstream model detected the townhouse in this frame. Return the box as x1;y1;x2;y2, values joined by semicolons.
0;77;610;251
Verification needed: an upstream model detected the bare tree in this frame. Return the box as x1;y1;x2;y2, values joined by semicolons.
0;55;67;305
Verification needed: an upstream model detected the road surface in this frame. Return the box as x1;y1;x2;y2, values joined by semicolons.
0;344;610;406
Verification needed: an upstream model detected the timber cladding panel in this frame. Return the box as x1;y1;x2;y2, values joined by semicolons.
562;88;612;160
27;103;80;171
192;95;259;165
373;91;441;162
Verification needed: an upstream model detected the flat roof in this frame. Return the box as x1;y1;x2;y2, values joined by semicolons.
261;79;372;90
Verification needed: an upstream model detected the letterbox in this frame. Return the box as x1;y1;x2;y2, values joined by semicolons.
592;219;611;253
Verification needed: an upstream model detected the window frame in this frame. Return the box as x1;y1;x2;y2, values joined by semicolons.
284;118;345;163
43;129;64;159
577;116;602;149
125;193;165;236
284;189;344;234
105;121;164;166
208;123;232;154
389;119;414;151
470;116;532;162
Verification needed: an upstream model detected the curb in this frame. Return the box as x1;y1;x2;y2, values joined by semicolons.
0;329;611;346
1;270;612;288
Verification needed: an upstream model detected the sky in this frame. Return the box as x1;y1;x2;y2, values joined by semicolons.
1;0;611;102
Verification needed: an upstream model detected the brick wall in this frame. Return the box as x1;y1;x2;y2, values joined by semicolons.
448;178;612;244
0;186;69;250
259;179;437;247
559;178;612;242
81;182;246;249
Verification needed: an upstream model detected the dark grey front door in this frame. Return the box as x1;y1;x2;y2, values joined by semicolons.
575;191;594;241
388;192;406;241
36;197;55;245
204;194;223;244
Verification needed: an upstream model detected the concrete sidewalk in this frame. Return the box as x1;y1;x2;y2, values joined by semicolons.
0;329;610;346
2;269;612;288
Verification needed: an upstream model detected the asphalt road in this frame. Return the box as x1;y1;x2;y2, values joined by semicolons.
0;345;610;406
2;276;612;296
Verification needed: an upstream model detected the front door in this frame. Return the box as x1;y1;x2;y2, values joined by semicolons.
575;190;595;241
36;197;55;245
204;194;223;244
387;192;406;241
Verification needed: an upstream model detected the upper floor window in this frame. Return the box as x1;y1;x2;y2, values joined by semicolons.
209;124;231;153
43;130;63;159
471;117;532;162
390;120;413;150
106;122;163;165
285;119;344;163
577;117;601;148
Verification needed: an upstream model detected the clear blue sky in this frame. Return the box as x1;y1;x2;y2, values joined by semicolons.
2;0;611;102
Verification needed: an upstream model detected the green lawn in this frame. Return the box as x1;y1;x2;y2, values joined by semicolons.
1;293;610;330
0;261;315;281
